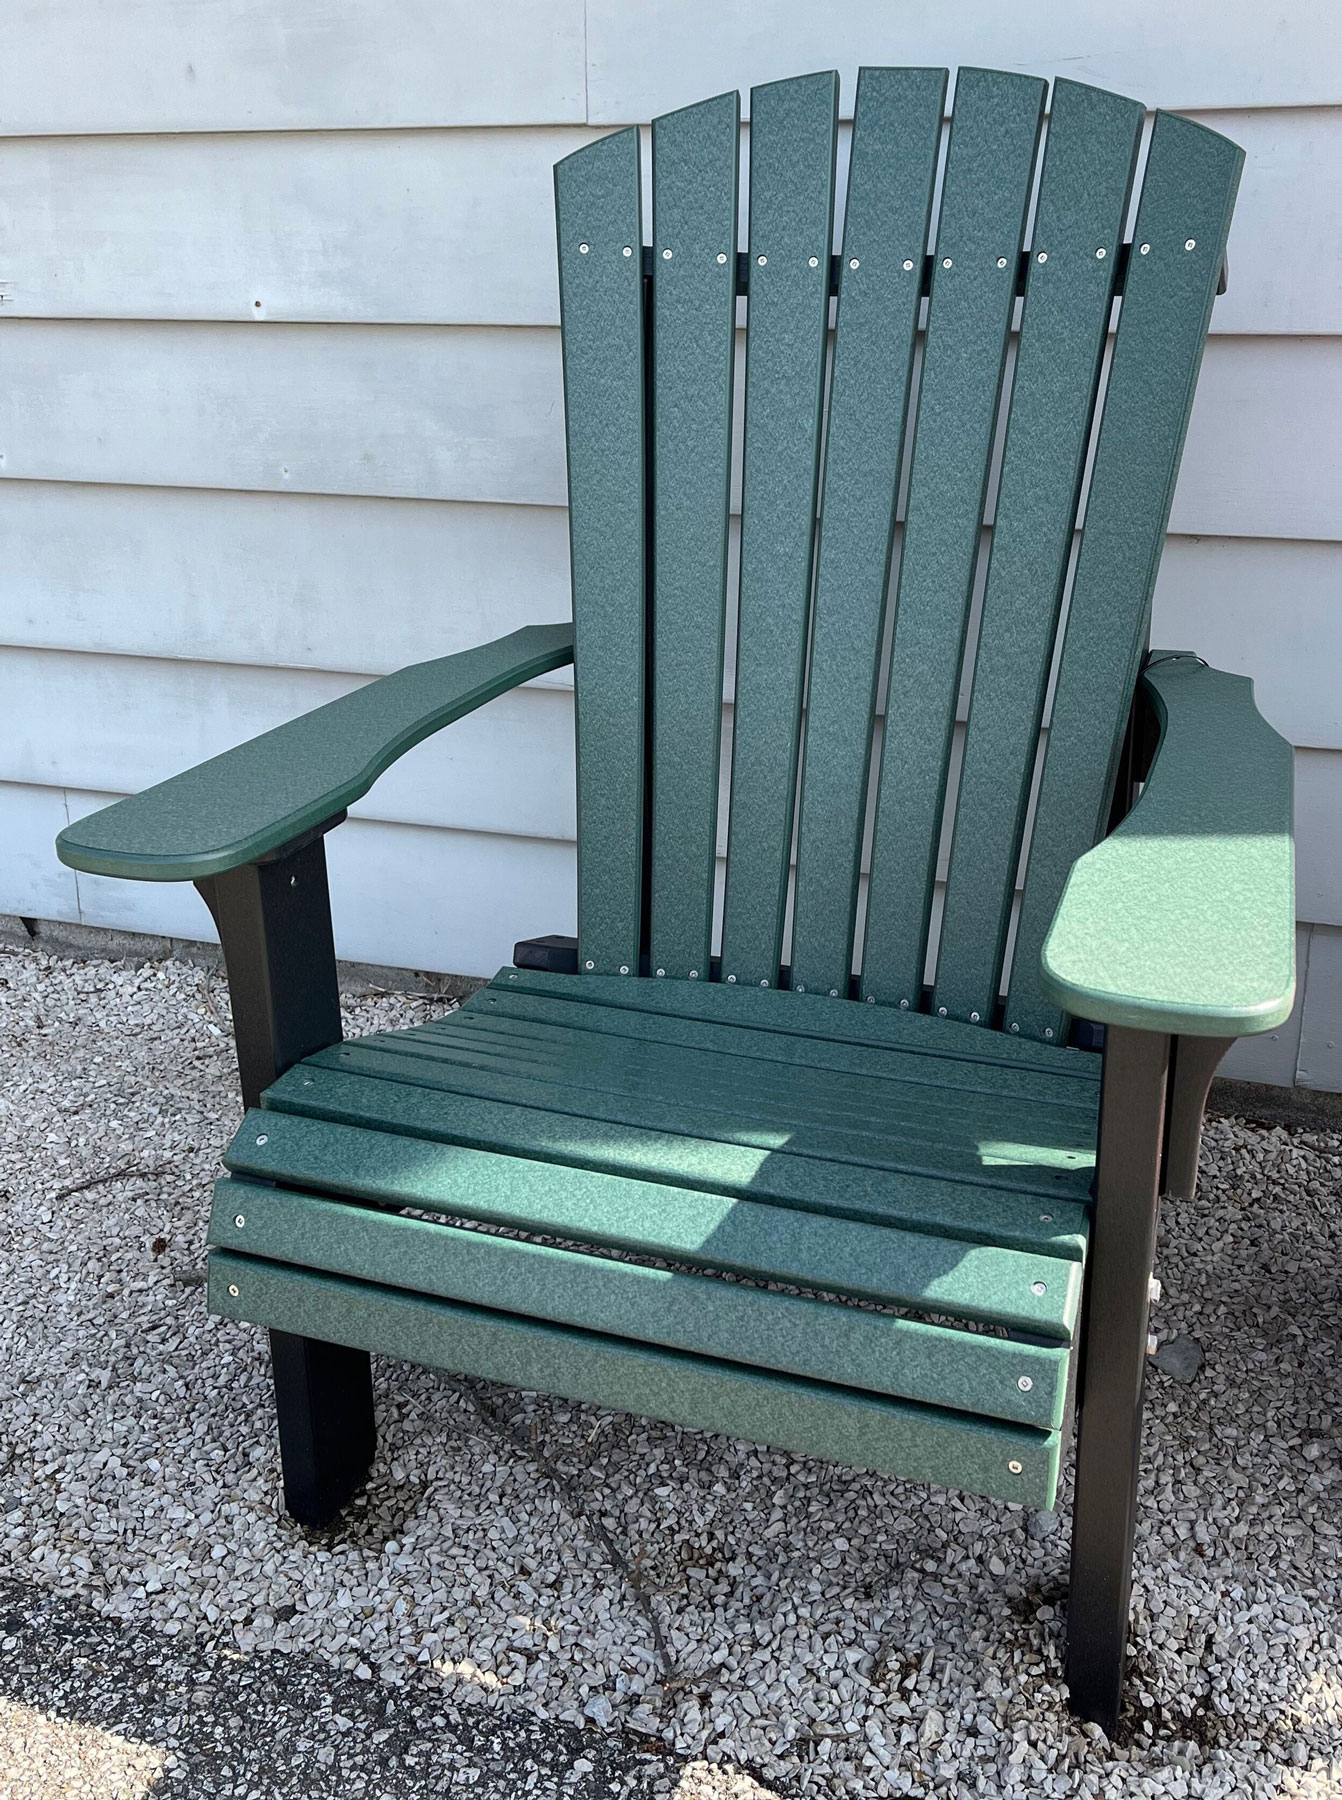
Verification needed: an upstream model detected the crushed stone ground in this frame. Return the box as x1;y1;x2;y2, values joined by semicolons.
0;944;1338;1797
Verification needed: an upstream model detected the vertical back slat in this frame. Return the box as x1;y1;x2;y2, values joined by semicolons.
1006;113;1244;1041
555;129;647;978
932;80;1144;1026
860;69;1047;1009
788;66;948;1000
718;72;839;990
648;93;741;982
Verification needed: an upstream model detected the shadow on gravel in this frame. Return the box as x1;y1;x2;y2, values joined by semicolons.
0;1575;674;1799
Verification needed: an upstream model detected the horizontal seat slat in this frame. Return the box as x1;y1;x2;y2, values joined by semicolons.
467;982;1100;1109
211;1178;1072;1425
505;968;1102;1082
208;1253;1062;1508
226;1109;1084;1329
308;1039;1096;1196
263;1066;1091;1253
375;1017;1097;1152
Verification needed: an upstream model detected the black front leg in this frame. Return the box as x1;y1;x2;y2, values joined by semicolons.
197;825;376;1526
269;1330;377;1528
1065;1025;1170;1734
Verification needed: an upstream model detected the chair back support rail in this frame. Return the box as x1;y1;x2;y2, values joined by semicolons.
555;68;1242;1041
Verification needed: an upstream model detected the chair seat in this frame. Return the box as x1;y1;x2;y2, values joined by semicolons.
208;969;1101;1508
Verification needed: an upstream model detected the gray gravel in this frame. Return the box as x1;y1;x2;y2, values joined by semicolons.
1;942;1339;1798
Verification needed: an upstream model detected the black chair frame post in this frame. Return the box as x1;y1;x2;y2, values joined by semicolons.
196;819;377;1527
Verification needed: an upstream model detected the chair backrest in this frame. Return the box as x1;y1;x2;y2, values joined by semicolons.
554;67;1241;1044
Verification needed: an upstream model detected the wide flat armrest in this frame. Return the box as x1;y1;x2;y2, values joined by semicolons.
56;623;574;882
1039;652;1295;1037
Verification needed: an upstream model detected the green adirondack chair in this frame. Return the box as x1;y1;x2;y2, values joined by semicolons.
55;67;1295;1731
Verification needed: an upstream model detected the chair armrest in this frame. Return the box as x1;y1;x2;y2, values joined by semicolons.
1039;652;1295;1037
55;623;574;882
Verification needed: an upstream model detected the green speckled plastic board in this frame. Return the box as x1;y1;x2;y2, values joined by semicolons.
308;1029;1097;1194
54;625;574;881
500;966;1100;1082
208;1255;1062;1507
1007;113;1244;1040
789;67;947;1001
211;1179;1072;1425
224;1107;1088;1298
555;127;646;978
934;81;1144;1026
1040;656;1295;1034
718;72;838;989
263;1061;1091;1252
648;93;740;982
861;69;1046;1008
448;984;1097;1108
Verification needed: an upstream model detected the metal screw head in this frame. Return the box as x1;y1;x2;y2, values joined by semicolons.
623;246;633;257
508;972;517;980
578;243;590;254
795;983;805;993
996;257;1007;269
584;959;595;971
234;1214;246;1229
716;252;728;264
1139;242;1151;255
1044;1028;1054;1039
902;259;914;271
1096;246;1107;258
662;248;673;260
759;979;769;988
1184;238;1197;251
899;998;909;1010
619;965;630;975
255;1134;268;1146
937;1006;947;1017
688;969;699;979
866;996;875;1005
1036;251;1048;263
227;1283;240;1298
829;989;839;998
1009;1022;1020;1033
1031;1280;1048;1297
727;974;737;983
1039;1212;1053;1223
808;256;819;268
942;257;952;269
1008;1460;1023;1475
970;1011;980;1023
1017;1376;1034;1392
849;257;860;270
655;968;666;977
756;254;767;266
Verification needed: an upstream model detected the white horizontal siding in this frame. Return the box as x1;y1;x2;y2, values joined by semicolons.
0;782;79;924
1297;927;1342;1091
0;5;1335;1082
8;642;1337;925
1217;923;1311;1086
57;786;577;977
0;647;577;842
0;110;1335;334
0;483;575;683
2;2;1331;137
4;487;1337;746
0;2;588;135
0;326;1337;540
584;2;1342;120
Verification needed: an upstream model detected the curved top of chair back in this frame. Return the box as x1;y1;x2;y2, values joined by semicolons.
554;67;1241;1041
